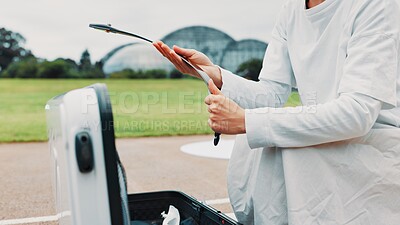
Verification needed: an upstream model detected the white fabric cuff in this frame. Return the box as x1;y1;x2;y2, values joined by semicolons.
245;108;273;149
219;66;243;101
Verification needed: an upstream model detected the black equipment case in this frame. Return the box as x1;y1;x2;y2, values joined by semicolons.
45;83;240;225
129;191;238;225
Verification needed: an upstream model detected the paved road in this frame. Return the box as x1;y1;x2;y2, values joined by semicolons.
0;135;235;224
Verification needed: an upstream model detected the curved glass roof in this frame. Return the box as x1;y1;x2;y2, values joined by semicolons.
103;43;172;74
103;26;268;75
162;26;235;65
221;39;268;72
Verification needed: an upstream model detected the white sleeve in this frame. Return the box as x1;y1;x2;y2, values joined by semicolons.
339;34;398;109
245;93;382;149
219;2;295;109
220;68;291;109
259;2;296;87
338;0;399;109
244;1;399;148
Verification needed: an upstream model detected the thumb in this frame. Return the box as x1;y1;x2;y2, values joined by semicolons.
173;45;196;58
208;79;222;95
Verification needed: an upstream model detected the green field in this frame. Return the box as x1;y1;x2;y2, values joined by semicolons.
0;79;300;143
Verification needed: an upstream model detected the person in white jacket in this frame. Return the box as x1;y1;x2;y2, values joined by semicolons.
153;0;400;224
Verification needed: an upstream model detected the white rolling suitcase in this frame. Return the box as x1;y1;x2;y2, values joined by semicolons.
46;84;130;225
45;83;239;225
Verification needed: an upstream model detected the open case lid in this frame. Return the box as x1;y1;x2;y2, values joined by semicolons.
92;83;127;225
46;83;129;225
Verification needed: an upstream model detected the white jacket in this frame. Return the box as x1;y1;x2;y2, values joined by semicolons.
221;0;400;224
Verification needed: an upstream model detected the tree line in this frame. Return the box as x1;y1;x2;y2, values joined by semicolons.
0;27;262;80
0;27;105;78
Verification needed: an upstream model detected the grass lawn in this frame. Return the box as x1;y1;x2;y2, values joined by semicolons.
0;79;300;143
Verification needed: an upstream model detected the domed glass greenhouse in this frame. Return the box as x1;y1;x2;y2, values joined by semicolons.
102;26;268;75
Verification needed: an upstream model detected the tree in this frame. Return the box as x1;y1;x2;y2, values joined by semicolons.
38;60;65;79
78;49;104;78
0;28;32;72
1;57;39;78
170;69;183;79
109;69;140;79
236;58;263;81
38;59;77;79
145;69;167;79
1;57;81;79
79;49;92;71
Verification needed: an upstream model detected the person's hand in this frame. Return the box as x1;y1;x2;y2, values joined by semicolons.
153;41;222;88
205;79;246;135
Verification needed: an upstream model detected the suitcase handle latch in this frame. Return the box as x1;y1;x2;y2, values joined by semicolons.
75;132;94;173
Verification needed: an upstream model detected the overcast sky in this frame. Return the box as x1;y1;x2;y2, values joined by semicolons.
1;0;287;62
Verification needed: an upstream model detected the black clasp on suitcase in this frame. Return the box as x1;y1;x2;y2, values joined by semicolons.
75;132;94;173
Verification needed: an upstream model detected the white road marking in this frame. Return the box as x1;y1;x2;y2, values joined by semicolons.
0;198;231;224
180;140;235;160
205;198;230;205
0;211;70;225
0;215;57;225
